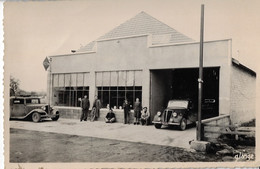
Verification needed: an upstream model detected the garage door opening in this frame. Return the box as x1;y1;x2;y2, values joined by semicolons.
150;67;219;121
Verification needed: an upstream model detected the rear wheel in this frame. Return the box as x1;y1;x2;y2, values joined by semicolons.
179;118;187;131
32;112;41;123
154;124;162;129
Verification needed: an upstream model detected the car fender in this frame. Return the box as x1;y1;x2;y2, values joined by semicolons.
153;115;159;121
51;108;60;116
25;109;47;118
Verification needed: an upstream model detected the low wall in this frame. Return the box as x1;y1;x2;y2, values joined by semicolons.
202;114;231;142
54;106;82;119
54;106;136;123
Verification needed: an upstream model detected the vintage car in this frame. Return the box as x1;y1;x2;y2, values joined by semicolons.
152;100;197;130
10;96;59;122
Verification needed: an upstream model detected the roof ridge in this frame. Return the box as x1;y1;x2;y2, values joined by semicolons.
77;11;193;52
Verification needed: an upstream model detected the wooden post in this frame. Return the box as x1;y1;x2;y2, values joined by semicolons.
197;4;204;141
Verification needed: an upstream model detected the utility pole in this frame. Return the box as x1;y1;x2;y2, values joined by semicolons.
197;4;204;141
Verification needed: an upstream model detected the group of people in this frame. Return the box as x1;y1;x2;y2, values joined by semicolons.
80;96;150;126
123;98;150;125
80;95;101;122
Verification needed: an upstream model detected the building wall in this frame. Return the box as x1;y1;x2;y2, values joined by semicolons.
230;64;256;124
48;36;232;115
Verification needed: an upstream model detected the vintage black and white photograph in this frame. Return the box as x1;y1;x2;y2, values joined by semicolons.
3;0;260;168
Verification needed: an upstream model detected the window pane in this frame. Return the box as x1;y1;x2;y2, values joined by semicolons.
77;73;84;86
53;74;59;87
118;87;125;91
126;87;134;91
64;91;70;106
58;91;64;105
126;71;134;86
118;71;126;86
77;87;83;90
135;86;142;91
71;73;77;87
103;87;110;90
103;91;110;108
110;87;117;91
110;71;118;86
58;74;65;87
96;72;103;86
126;90;134;107
135;70;142;86
77;91;83;107
118;91;125;108
83;86;89;91
103;72;110;86
98;90;102;101
84;73;90;86
110;90;117;109
65;74;71;87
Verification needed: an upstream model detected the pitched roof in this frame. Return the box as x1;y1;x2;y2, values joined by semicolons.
77;11;193;52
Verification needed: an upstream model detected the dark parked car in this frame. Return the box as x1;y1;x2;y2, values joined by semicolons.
152;99;217;130
10;96;59;122
152;100;197;130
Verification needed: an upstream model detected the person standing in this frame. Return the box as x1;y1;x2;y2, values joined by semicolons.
80;95;90;122
123;99;131;124
133;98;142;125
92;95;102;120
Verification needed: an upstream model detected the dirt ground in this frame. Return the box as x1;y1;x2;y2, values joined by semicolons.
10;128;223;162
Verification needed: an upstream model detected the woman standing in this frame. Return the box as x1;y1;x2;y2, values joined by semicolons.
93;95;101;120
133;98;142;125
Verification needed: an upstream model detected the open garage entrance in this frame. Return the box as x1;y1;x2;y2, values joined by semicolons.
150;67;219;121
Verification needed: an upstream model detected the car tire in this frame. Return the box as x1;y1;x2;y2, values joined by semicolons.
179;118;187;131
154;124;162;129
51;115;59;121
32;112;41;123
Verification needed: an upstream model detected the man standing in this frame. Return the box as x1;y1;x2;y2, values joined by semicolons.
123;99;130;124
80;95;90;122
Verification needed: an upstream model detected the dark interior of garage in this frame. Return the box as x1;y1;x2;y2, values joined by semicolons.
150;67;219;120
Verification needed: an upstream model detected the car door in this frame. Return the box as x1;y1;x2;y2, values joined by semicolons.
11;98;26;118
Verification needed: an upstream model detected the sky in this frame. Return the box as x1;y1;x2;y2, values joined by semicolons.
4;0;260;92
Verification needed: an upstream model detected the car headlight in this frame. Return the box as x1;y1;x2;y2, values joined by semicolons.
41;106;46;111
173;112;177;117
157;111;161;117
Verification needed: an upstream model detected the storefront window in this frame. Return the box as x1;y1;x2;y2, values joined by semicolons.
96;70;142;109
53;73;89;107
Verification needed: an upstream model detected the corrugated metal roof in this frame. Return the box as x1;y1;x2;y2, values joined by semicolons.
77;11;193;52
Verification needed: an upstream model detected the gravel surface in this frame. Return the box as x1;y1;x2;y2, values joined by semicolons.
10;128;222;162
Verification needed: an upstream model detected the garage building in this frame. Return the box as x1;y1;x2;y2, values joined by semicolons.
47;12;256;124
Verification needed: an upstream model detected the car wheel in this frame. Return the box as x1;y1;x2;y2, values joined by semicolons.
32;112;41;123
179;118;187;130
154;124;162;129
51;115;59;121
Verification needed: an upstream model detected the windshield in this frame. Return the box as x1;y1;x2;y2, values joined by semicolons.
26;99;40;104
167;100;188;108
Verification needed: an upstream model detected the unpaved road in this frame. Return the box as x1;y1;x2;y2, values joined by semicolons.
10;128;222;162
